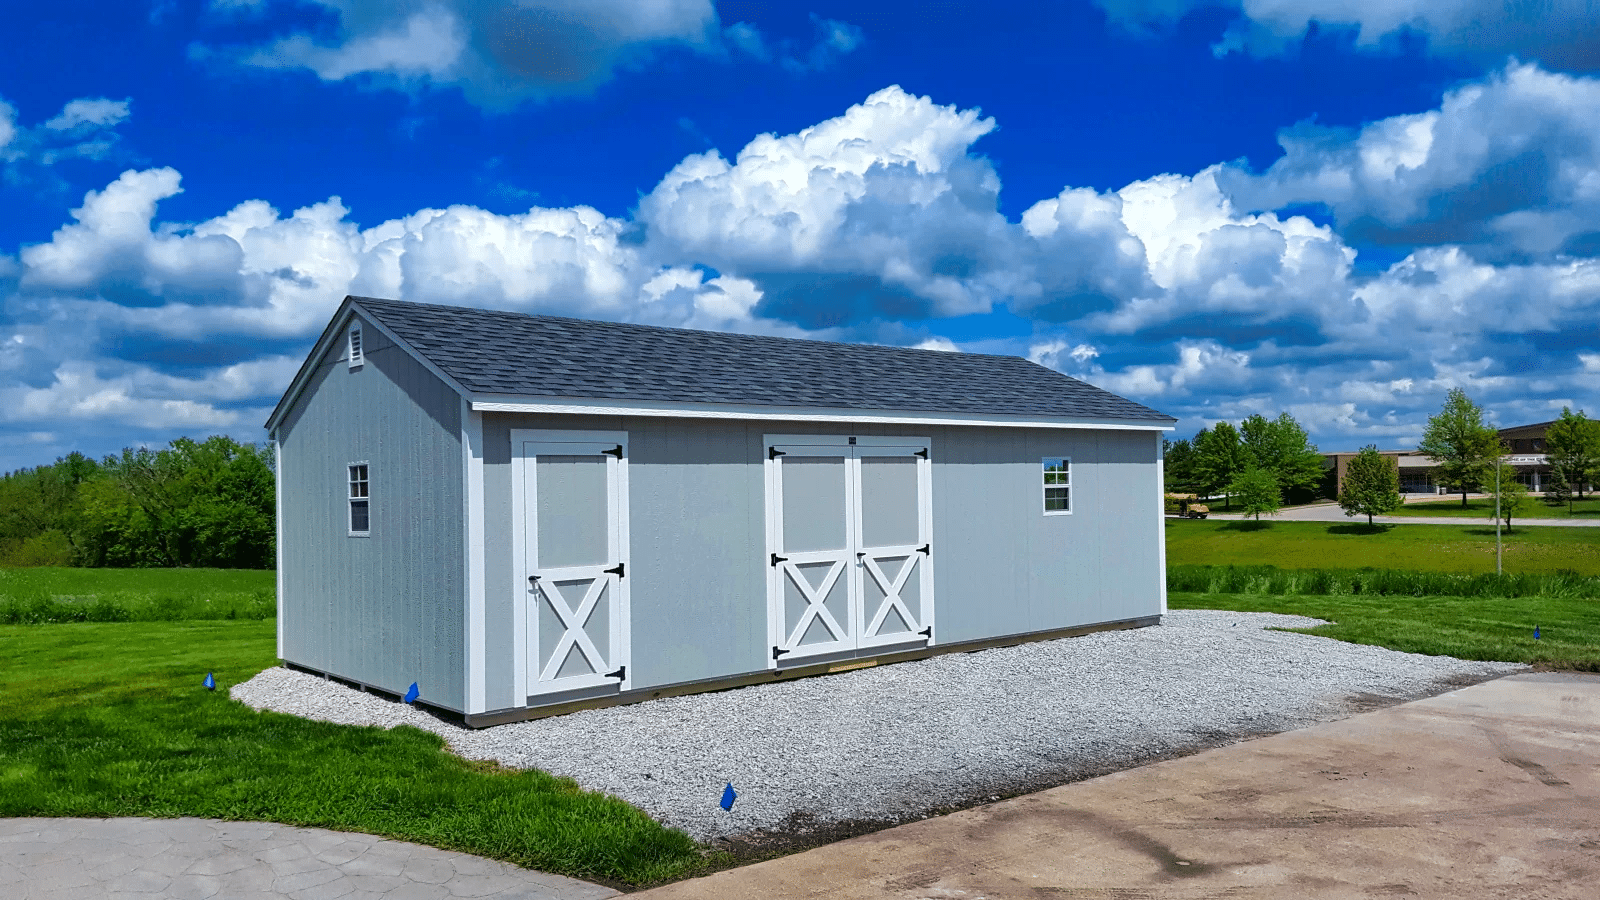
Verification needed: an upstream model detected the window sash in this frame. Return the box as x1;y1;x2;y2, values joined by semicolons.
1042;458;1071;514
348;464;370;534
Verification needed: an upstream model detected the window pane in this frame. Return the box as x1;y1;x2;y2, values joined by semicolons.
350;499;369;532
1045;487;1070;512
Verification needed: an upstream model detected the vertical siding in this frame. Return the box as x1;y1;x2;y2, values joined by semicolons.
478;414;1164;710
277;314;466;711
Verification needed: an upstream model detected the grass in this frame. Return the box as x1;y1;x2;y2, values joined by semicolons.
1388;496;1600;520
1168;591;1600;671
0;567;276;624
0;619;705;887
1165;518;1600;575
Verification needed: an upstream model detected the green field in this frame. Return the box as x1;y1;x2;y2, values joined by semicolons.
0;618;704;887
1165;518;1600;575
1388;496;1600;520
1168;592;1600;671
0;567;276;623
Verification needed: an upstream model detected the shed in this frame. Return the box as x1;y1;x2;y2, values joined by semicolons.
267;296;1177;725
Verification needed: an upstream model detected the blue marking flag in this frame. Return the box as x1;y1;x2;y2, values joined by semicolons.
720;783;737;811
203;672;215;691
1534;626;1541;640
404;682;420;704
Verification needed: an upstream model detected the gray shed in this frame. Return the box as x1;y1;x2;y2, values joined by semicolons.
267;296;1177;725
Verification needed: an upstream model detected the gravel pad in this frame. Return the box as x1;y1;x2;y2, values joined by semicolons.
232;611;1523;842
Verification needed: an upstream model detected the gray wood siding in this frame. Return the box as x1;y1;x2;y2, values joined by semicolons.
480;415;1163;710
277;313;467;712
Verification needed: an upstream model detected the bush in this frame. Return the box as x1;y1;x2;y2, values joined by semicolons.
1167;564;1600;599
0;531;75;567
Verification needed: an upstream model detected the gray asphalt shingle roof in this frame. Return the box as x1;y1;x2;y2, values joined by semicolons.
352;296;1174;422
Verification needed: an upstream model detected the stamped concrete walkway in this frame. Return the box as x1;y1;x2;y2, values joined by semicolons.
0;817;619;900
639;672;1600;899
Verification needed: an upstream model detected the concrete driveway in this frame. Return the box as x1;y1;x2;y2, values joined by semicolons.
1203;499;1600;527
637;672;1600;899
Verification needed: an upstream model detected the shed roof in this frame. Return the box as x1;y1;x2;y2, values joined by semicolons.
269;296;1175;429
343;296;1173;423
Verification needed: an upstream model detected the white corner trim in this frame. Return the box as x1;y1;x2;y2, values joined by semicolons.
274;436;284;661
473;394;1174;432
462;400;487;715
1156;431;1168;616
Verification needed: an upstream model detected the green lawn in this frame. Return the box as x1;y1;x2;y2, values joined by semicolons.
1166;518;1600;575
1388;496;1600;520
0;566;276;623
1168;592;1600;671
0;616;704;887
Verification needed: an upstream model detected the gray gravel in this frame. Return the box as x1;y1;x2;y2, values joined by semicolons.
231;611;1524;842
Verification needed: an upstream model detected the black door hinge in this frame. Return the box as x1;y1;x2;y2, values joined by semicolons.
769;447;785;460
772;646;790;660
605;665;626;680
918;543;931;555
770;553;788;566
915;448;928;459
603;445;623;458
604;562;625;578
918;625;932;639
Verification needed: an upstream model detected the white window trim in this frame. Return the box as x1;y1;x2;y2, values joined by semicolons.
1042;456;1072;517
347;324;364;370
348;461;370;537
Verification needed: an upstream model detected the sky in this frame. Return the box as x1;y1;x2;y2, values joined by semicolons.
3;0;1600;473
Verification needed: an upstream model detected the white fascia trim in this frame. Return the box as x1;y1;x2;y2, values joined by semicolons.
472;394;1175;432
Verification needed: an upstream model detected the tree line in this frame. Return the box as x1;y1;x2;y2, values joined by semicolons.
1333;391;1600;529
1164;412;1326;518
0;436;275;568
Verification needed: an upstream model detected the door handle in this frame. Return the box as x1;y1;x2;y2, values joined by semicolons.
527;574;540;587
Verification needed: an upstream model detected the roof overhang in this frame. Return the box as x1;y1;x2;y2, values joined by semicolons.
471;394;1175;431
268;296;1176;435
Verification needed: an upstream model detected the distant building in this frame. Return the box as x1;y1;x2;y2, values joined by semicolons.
1325;421;1563;497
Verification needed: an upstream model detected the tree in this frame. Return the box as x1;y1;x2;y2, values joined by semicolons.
1194;422;1247;509
1418;388;1501;507
1163;438;1199;493
1547;466;1574;511
1480;460;1532;532
1228;467;1281;520
1240;412;1325;502
1545;407;1600;500
1337;445;1402;525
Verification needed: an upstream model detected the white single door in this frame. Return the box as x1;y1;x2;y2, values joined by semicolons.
766;436;934;665
768;444;857;662
513;433;630;697
854;446;934;649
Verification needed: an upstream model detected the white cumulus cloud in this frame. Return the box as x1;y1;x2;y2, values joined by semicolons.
1095;0;1600;70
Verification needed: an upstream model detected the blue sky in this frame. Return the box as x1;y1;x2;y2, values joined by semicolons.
3;0;1600;472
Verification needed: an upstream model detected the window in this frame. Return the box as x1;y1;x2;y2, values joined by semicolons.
1043;457;1071;515
348;464;369;535
347;324;363;369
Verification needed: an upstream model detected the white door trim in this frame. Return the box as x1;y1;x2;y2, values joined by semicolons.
763;434;934;666
510;429;631;703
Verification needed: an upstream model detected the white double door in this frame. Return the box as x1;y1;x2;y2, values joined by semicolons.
512;430;631;699
765;435;935;665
